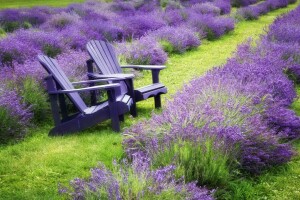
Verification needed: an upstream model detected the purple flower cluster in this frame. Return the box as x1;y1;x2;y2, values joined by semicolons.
148;26;201;54
268;6;300;44
60;152;213;199
117;37;168;65
214;0;231;14
119;12;167;39
123;5;300;177
0;86;32;144
187;13;234;40
236;0;294;21
191;3;222;16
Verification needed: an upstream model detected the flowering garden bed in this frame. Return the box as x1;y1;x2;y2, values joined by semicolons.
63;2;300;200
0;0;300;199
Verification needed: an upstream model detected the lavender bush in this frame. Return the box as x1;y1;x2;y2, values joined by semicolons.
0;86;32;144
236;5;261;20
119;12;166;39
149;26;200;54
213;0;231;14
123;5;300;179
117;37;167;65
191;3;221;16
187;14;234;40
60;153;213;200
236;0;294;21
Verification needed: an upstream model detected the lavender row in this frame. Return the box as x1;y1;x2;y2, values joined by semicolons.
60;4;300;200
236;0;296;20
0;0;234;143
122;2;300;189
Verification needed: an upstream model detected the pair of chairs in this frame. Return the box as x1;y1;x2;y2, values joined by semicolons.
38;40;167;136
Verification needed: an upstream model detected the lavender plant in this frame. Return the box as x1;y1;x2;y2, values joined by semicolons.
236;6;260;20
191;3;221;16
117;37;167;65
213;0;231;14
123;5;300;179
60;153;214;200
119;12;166;39
0;86;32;144
149;26;200;54
187;13;234;40
41;12;80;31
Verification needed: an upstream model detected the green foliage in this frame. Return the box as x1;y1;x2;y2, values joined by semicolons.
153;139;231;187
0;0;84;9
42;44;62;57
2;21;20;32
23;21;32;29
0;27;5;36
20;77;50;123
111;163;187;200
0;107;23;144
159;40;175;54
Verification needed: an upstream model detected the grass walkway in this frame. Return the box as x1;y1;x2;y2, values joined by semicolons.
0;2;300;199
0;0;84;9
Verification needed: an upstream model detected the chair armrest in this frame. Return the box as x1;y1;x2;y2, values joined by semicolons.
120;65;166;70
88;73;135;80
121;65;165;84
72;78;123;85
48;83;120;94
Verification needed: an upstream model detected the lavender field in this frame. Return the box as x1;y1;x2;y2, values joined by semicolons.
1;0;300;199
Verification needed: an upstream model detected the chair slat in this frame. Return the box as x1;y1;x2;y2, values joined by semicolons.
38;55;87;112
94;41;116;74
105;42;122;73
99;41;120;74
88;41;111;74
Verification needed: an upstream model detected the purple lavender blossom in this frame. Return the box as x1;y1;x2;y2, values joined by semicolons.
117;36;168;65
163;9;186;26
148;26;201;53
191;3;221;16
41;12;80;31
60;156;214;199
236;5;260;20
213;0;231;14
118;12;166;39
0;87;32;144
187;13;234;40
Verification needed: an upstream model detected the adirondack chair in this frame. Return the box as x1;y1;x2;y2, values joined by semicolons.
38;55;133;136
86;40;167;113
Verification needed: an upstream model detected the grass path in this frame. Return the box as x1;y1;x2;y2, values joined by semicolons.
0;0;84;9
0;2;300;199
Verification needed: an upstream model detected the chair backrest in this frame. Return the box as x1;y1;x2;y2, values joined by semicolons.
87;40;127;96
38;55;88;113
87;40;122;74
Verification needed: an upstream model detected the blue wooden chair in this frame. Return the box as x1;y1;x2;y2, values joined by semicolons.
38;55;133;135
86;40;167;115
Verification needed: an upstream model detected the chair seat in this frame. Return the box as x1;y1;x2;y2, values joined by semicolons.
135;83;167;102
84;94;132;115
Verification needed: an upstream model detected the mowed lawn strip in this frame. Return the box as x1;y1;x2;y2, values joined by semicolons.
0;1;299;199
0;0;84;9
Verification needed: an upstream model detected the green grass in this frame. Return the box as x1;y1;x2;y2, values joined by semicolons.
0;0;85;9
0;1;300;199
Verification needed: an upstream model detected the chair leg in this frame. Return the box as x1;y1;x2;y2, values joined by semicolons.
130;102;137;117
119;114;124;122
154;95;162;108
111;113;120;132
